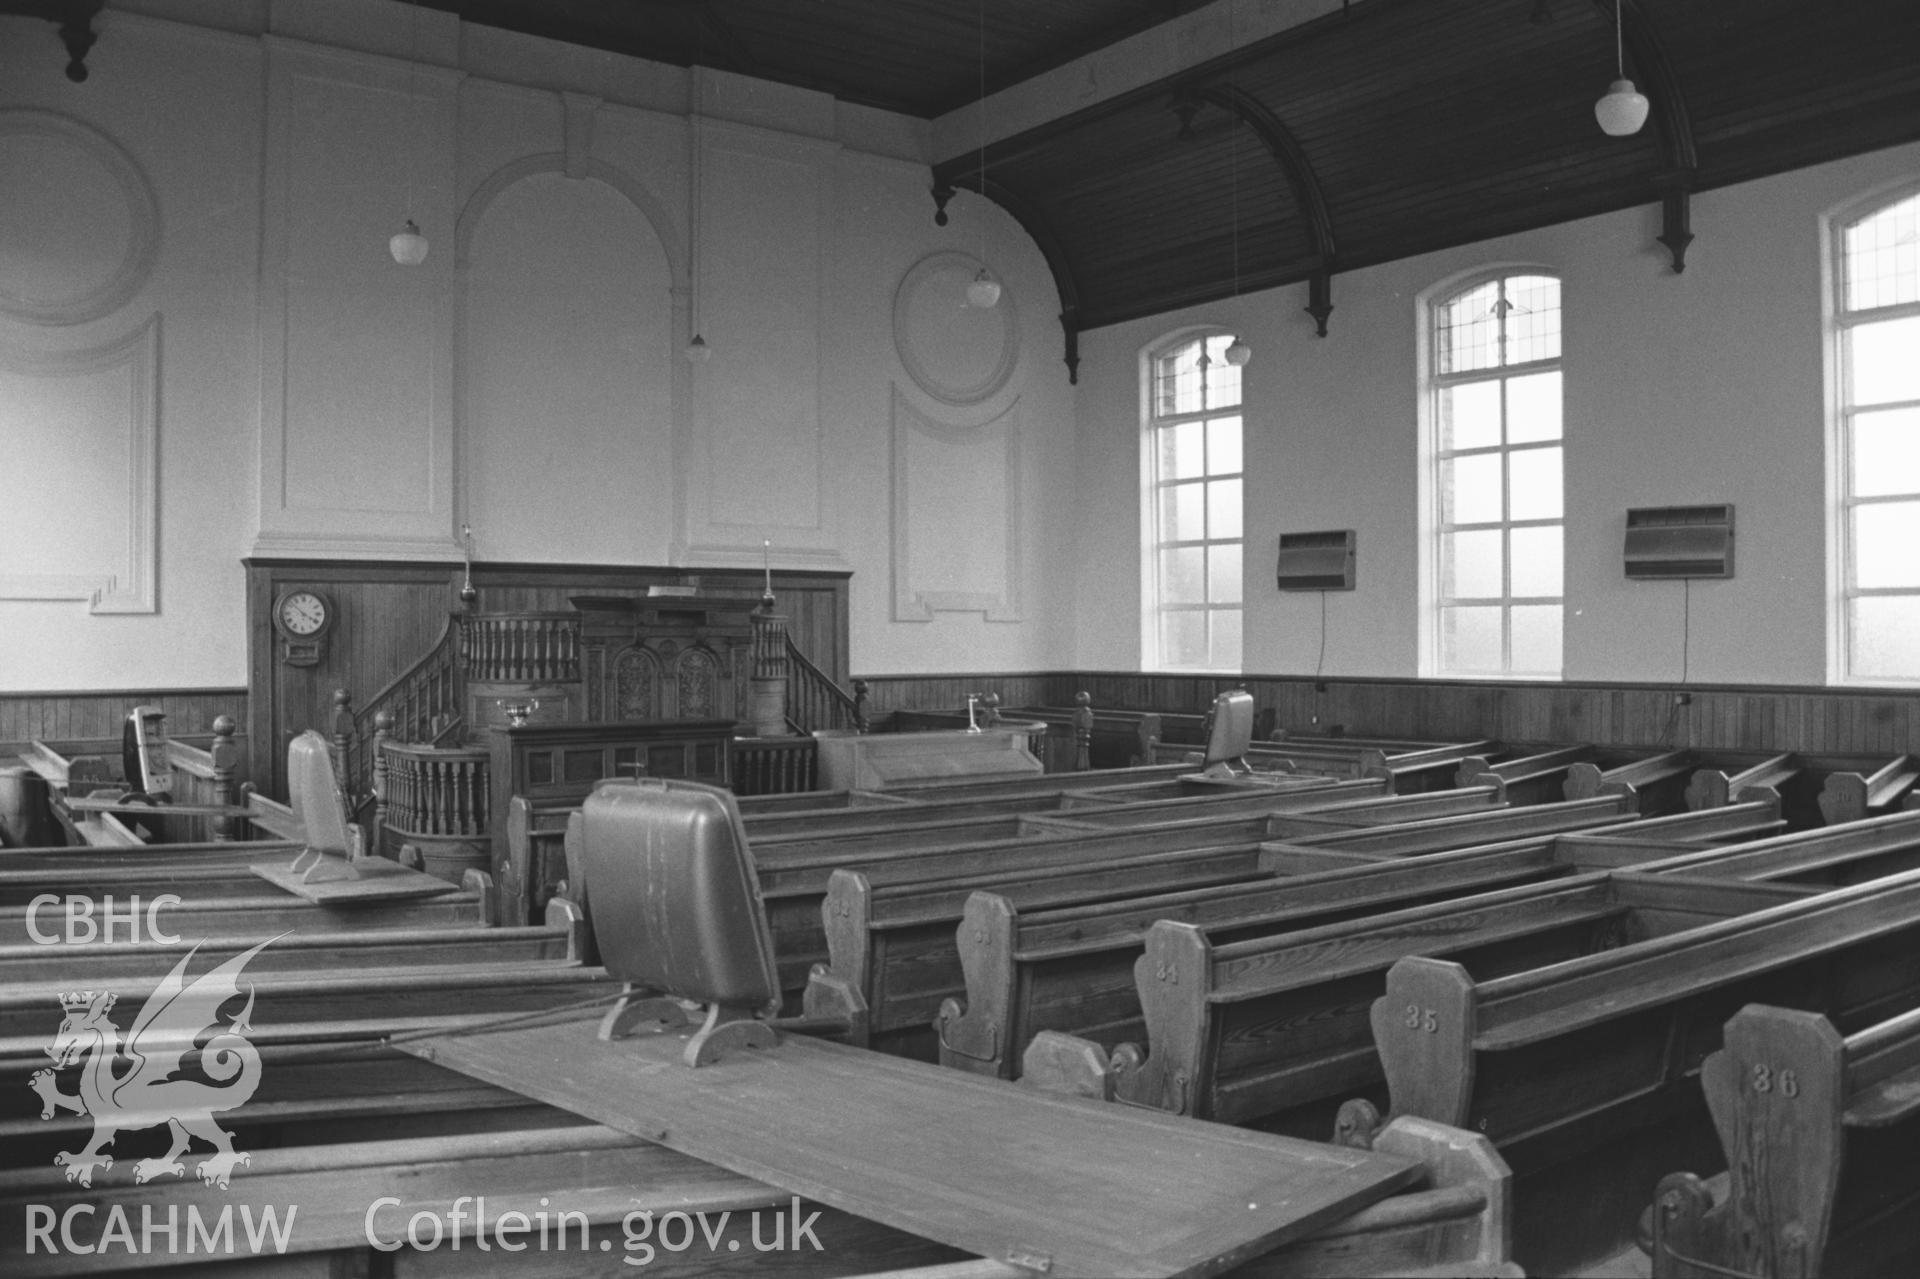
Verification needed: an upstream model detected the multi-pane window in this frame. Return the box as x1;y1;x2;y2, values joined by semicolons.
1428;273;1564;677
1834;189;1920;682
1145;333;1243;671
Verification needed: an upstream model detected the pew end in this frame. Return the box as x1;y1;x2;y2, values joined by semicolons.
1643;1002;1920;1279
1109;921;1213;1115
1371;958;1478;1131
936;892;1017;1076
1019;1030;1115;1101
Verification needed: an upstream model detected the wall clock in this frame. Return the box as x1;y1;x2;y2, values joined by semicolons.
272;588;334;667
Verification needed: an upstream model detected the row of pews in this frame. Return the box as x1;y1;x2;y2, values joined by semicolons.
9;692;1920;1275
0;715;1472;1275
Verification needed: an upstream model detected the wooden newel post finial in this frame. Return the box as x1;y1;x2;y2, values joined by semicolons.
330;689;354;797
1073;691;1094;772
210;715;239;841
853;680;870;734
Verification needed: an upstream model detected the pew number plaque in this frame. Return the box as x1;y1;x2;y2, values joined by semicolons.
272;589;333;667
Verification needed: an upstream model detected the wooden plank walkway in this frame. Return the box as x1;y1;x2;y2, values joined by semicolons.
402;1016;1421;1278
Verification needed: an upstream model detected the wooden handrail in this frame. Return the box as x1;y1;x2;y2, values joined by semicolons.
785;635;867;734
335;614;465;819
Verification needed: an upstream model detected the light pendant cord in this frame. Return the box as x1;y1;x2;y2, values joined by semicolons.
978;0;987;265
1681;577;1691;684
1615;0;1626;78
1315;591;1328;681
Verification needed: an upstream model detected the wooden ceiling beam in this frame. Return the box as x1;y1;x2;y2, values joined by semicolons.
0;0;103;81
928;172;1085;384
1176;82;1340;336
1599;0;1700;270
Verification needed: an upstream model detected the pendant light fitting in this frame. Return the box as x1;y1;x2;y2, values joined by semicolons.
968;0;1001;309
1594;0;1649;137
390;5;429;265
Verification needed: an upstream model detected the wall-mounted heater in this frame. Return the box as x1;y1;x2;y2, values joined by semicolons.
1623;504;1734;579
1276;529;1356;591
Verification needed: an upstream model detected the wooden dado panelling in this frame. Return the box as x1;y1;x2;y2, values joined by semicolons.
245;559;850;794
857;675;1056;716
0;689;247;753
857;671;1920;758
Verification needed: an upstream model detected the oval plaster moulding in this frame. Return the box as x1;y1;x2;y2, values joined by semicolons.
892;250;1019;408
0;110;161;326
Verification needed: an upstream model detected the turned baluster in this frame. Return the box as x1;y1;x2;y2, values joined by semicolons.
853;679;870;734
371;711;393;846
457;757;473;835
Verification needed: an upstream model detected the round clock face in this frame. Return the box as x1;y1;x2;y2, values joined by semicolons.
277;591;328;637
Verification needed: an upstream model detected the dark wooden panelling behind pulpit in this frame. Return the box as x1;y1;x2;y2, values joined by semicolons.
244;559;849;794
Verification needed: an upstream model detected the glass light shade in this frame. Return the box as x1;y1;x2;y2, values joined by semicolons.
1594;79;1649;136
967;268;1002;308
1224;337;1252;367
389;220;429;265
684;333;712;363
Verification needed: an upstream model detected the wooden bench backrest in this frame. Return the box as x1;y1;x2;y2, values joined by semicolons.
1371;863;1920;1173
937;799;1787;1082
1127;873;1810;1125
1651;1000;1920;1279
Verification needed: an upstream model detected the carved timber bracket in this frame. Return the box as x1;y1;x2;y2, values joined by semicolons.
930;175;1082;384
0;0;103;82
1597;0;1700;271
1175;83;1340;336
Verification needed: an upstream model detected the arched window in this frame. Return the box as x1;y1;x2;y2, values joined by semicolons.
1423;272;1564;678
1831;187;1920;682
1143;332;1243;672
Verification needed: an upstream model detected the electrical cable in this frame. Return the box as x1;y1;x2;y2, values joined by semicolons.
1314;590;1328;681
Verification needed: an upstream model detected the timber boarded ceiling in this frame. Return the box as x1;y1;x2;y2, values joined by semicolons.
32;0;1900;353
404;0;1920;365
933;0;1920;352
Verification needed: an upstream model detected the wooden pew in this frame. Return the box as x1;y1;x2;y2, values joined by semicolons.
0;917;584;984
1618;809;1920;887
1649;1001;1920;1279
1456;744;1593;805
1359;739;1503;795
1818;754;1920;824
16;722;248;846
816;795;1643;1060
0;1034;1522;1279
1564;749;1699;815
1362;863;1920;1269
937;801;1786;1082
733;787;920;815
1253;793;1636;859
0;837;297;868
749;786;1496;1013
1107;873;1809;1126
0;855;461;905
1685;752;1801;811
994;693;1164;769
235;782;305;841
0;955;618;1055
878;760;1200;802
0;869;496;948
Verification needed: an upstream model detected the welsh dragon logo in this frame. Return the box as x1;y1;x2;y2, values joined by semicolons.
30;940;271;1189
